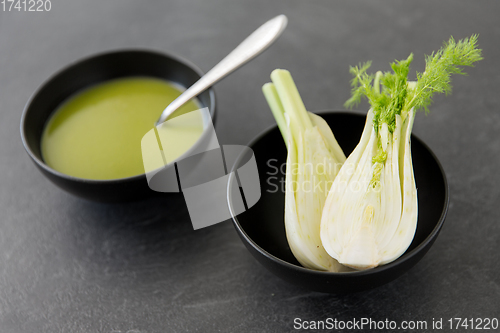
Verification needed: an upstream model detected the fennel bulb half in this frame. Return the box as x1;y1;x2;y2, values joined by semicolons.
320;35;482;270
263;69;349;271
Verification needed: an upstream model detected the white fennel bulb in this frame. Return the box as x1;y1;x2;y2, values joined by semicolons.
320;108;417;269
320;35;482;270
263;69;349;271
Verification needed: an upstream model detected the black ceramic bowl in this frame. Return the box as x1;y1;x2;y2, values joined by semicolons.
229;111;448;293
20;50;216;203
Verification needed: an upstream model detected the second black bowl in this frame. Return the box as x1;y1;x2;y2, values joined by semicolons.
229;111;448;293
20;50;216;202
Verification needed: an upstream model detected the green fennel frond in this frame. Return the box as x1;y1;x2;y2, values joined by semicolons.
405;34;483;114
345;34;483;128
344;61;376;109
379;53;413;132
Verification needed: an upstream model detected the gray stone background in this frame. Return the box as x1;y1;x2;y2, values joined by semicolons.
1;0;499;332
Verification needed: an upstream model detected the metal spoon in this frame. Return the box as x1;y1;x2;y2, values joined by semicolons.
156;14;288;125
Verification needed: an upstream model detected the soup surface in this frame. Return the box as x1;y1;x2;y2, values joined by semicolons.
41;77;203;180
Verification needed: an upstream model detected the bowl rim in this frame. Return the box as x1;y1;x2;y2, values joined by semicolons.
228;110;449;277
20;48;216;184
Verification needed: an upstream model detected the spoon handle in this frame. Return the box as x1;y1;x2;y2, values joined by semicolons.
157;15;288;125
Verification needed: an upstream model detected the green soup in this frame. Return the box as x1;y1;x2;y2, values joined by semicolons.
41;77;204;180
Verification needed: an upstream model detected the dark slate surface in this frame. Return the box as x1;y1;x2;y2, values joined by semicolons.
1;1;499;332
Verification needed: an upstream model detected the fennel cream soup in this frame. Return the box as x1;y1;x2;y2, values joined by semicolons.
41;77;203;180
